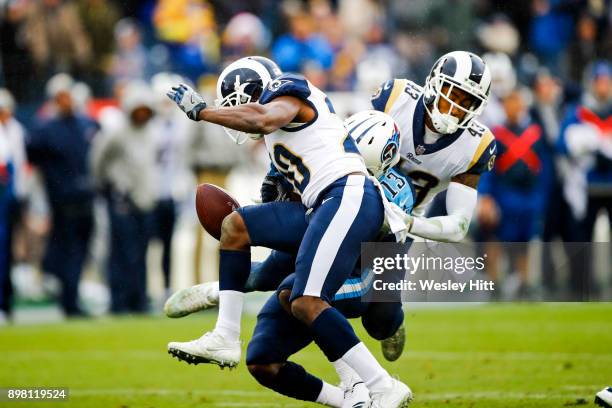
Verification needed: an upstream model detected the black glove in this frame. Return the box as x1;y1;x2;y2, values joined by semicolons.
260;174;291;203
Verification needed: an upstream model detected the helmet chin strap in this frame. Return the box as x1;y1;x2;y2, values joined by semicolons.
425;99;460;135
431;110;459;134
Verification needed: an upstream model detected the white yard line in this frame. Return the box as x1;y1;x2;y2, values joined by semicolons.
401;350;612;361
2;349;610;362
67;388;594;402
418;391;589;401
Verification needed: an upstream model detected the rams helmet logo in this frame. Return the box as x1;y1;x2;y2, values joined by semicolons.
488;154;496;171
268;79;292;92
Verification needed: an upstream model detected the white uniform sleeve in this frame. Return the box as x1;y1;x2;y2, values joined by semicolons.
407;182;477;242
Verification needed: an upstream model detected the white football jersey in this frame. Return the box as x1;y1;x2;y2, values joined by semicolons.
260;74;366;208
371;79;497;214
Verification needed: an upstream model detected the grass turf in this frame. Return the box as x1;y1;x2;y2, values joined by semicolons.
0;303;611;407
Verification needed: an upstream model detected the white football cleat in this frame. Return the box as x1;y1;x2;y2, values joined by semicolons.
341;379;370;408
596;386;612;408
167;331;240;368
368;378;413;408
164;282;219;318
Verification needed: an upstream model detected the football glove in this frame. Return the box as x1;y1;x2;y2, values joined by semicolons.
167;83;207;121
260;174;291;203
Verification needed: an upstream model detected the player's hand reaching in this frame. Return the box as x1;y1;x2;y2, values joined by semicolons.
167;83;207;121
260;174;290;203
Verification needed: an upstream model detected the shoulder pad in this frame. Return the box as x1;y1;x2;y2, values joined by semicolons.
371;79;417;113
259;73;311;105
466;126;497;175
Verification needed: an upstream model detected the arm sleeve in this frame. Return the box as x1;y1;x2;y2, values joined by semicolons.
379;167;416;214
408;182;477;242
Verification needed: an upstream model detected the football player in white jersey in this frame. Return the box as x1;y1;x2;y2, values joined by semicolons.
370;50;497;242
168;57;412;407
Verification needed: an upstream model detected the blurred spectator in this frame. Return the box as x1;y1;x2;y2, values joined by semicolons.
26;73;99;316
558;62;612;237
91;81;158;314
152;0;220;81
479;52;517;128
76;0;121;95
150;73;199;296
0;89;27;316
0;0;36;102
271;11;334;73
0;88;26;322
71;81;93;115
22;0;92;82
557;61;611;297
478;88;550;297
530;69;582;294
566;13;601;84
0;89;27;203
109;18;152;85
427;0;478;53
477;14;521;55
221;12;270;62
0;125;15;324
528;0;573;74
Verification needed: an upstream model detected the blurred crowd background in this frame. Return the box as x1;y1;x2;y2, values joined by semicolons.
0;0;610;321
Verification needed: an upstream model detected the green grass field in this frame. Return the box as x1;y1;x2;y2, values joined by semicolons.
1;303;611;407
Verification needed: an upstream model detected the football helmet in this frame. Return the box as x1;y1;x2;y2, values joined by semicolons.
215;56;282;144
423;51;491;134
344;110;401;178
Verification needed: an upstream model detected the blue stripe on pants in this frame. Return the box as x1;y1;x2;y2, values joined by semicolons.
291;175;384;303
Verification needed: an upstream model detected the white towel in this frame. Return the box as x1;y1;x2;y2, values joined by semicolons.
369;176;409;242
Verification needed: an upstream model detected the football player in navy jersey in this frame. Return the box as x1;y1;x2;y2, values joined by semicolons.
371;51;496;243
168;57;413;407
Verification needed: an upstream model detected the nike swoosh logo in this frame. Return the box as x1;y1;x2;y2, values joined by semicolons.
322;197;335;205
489;146;495;155
190;94;197;104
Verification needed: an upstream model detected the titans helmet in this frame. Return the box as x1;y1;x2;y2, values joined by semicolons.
344;110;401;178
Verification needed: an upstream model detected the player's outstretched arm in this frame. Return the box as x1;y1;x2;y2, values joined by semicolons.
406;173;478;243
199;97;301;135
167;83;302;135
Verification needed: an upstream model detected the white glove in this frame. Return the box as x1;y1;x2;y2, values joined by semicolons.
166;83;207;121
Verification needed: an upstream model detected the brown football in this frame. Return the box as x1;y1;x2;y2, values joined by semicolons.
195;183;240;240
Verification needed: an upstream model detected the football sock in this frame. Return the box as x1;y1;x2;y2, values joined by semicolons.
310;309;391;392
214;290;243;341
341;342;392;393
245;250;296;292
316;381;344;408
333;358;361;385
218;249;251;291
215;249;251;341
310;307;360;362
265;361;337;405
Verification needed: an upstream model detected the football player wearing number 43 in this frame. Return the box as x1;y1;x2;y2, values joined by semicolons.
167;56;412;408
370;50;497;243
